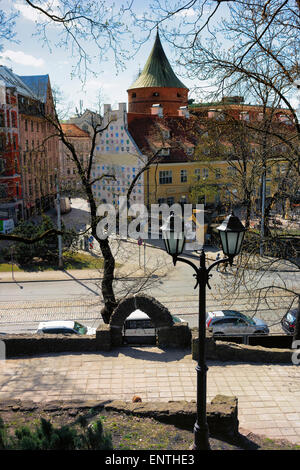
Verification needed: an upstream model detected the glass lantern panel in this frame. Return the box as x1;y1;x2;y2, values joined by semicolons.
219;231;228;254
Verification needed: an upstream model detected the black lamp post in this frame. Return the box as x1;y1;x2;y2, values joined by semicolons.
161;211;246;450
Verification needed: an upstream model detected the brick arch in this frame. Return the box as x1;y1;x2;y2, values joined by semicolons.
109;294;174;329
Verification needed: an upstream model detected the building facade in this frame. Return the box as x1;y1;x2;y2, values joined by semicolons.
19;74;59;218
59;123;91;192
66;103;145;207
0;66;59;222
0;78;22;223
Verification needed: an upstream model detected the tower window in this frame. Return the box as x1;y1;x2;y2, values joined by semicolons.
153;92;159;97
177;93;182;97
132;92;136;98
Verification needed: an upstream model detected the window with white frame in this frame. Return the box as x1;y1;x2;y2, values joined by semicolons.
180;169;187;183
215;168;221;179
159;170;172;184
195;168;201;181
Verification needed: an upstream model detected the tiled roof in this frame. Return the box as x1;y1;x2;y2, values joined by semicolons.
128;115;197;164
18;75;49;103
128;31;188;90
61;123;90;137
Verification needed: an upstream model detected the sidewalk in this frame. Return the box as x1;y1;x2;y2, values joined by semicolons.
0;261;169;283
0;347;299;445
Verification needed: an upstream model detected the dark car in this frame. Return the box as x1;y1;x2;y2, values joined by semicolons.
281;308;299;335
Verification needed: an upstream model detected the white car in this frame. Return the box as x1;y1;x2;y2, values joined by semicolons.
123;310;184;344
206;310;269;336
36;321;96;335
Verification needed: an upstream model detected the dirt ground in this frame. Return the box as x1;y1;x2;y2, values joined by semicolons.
0;404;299;451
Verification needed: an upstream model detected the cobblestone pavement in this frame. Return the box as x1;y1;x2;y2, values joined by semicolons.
0;348;300;444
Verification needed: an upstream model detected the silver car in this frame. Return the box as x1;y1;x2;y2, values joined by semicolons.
206;310;269;336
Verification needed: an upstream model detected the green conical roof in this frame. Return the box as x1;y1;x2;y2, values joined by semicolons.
128;31;188;90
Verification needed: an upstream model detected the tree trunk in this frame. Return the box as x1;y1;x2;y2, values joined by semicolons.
293;296;300;342
97;236;117;323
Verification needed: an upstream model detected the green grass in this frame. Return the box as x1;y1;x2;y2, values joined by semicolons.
0;263;22;272
0;251;114;272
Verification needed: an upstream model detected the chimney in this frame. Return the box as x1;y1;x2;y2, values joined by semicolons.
208;109;216;119
151;104;163;117
178;106;190;118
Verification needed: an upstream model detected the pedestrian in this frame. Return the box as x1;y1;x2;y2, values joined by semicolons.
216;252;221;271
221;256;228;273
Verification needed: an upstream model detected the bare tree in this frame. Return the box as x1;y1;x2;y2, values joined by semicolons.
0;0;134;83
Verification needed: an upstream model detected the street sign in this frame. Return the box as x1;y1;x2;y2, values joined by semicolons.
88;236;94;243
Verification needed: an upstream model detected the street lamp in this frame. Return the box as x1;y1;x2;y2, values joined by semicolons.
161;211;246;450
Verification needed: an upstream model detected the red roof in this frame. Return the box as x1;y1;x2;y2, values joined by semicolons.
128;115;198;164
61;123;90;138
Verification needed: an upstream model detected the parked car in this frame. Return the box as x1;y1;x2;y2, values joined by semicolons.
122;310;184;344
206;310;269;336
281;308;298;335
36;321;96;335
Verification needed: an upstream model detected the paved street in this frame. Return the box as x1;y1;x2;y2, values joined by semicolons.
0;348;300;445
0;249;297;334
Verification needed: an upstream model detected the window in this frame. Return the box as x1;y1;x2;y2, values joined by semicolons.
159;170;172;184
132;93;136;98
0;111;4;127
0;158;5;173
215;168;221;179
153;92;159;97
203;168;209;178
0;184;7;197
227;166;236;176
11;112;17;128
167;197;174;205
195;168;201;181
159;148;170;156
0;135;5;151
180;169;187;182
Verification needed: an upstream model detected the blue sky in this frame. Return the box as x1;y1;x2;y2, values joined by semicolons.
1;0;212;116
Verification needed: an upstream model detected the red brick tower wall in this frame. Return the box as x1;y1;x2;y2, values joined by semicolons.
128;86;188;116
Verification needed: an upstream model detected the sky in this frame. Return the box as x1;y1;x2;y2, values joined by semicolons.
0;0;299;117
0;0;211;117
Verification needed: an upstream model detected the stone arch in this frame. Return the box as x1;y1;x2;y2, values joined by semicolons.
103;294;191;349
109;294;174;329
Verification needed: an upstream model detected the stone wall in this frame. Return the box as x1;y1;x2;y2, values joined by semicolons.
0;394;239;439
108;294;191;348
192;333;293;364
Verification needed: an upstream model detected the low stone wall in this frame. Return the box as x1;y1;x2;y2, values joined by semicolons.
2;334;99;357
192;334;293;363
0;394;239;438
1;330;293;362
104;395;239;438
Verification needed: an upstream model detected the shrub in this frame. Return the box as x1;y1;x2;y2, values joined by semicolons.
11;215;78;266
0;416;112;450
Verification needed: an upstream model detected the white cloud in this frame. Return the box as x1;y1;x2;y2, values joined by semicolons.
14;1;60;23
1;50;45;68
175;8;197;17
